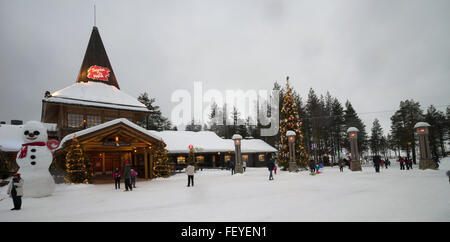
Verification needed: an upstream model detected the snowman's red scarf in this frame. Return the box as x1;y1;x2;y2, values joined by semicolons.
18;142;46;158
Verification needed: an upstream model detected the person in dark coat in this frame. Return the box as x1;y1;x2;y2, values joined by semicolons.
113;168;121;190
123;161;132;191
338;159;344;172
267;160;275;180
408;158;413;169
433;156;440;169
398;156;405;170
373;155;381;173
7;173;24;210
309;159;316;174
230;161;235;175
446;170;450;182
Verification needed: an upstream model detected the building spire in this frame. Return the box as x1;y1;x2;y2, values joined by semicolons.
94;4;96;27
75;26;120;89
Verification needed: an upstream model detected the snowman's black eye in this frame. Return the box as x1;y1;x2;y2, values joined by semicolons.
24;131;29;135
33;131;40;136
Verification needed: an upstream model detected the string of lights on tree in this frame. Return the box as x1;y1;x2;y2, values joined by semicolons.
277;78;308;169
65;135;91;184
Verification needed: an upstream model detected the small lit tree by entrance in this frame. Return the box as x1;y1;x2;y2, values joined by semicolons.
65;135;91;183
152;142;171;178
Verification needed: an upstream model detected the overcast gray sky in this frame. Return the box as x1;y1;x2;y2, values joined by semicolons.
1;0;449;134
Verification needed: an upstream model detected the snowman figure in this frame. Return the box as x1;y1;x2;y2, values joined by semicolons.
16;121;55;198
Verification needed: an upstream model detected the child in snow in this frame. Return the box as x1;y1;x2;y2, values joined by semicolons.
7;173;24;210
113;168;121;189
274;164;277;175
186;163;195;187
130;169;138;188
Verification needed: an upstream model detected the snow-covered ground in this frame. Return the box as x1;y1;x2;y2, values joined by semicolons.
1;158;449;222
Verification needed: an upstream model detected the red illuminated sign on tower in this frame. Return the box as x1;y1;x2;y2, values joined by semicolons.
87;65;111;81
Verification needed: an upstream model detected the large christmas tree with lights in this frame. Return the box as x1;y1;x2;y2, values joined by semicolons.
277;78;308;169
152;142;171;178
65;135;91;183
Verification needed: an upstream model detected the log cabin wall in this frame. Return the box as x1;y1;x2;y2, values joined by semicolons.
41;101;148;141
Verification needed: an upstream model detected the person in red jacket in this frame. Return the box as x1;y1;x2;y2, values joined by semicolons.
274;163;277;175
398;156;405;170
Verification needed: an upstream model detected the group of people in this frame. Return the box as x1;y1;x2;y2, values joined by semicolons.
113;161;138;191
397;156;414;170
372;155;392;172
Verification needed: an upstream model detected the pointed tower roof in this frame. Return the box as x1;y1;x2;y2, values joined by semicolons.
76;26;120;89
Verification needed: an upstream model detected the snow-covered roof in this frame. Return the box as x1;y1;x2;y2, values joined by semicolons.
227;139;278;153
43;82;149;112
59;118;162;148
149;130;277;154
286;130;296;136
347;127;359;133
149;131;232;154
414;122;431;129
43;123;57;132
0;124;23;152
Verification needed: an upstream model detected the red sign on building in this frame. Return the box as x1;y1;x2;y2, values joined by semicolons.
87;65;111;81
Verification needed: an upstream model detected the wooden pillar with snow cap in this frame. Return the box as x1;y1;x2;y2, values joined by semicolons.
414;122;436;170
232;134;244;174
286;130;299;172
347;127;362;171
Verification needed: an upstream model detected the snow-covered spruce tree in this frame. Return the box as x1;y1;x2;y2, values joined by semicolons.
152;142;171;178
65;135;90;184
277;78;308;170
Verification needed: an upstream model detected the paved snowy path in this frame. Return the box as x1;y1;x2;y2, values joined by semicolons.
1;158;449;221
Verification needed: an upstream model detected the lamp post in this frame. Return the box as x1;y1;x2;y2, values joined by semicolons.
414;122;436;170
286;130;299;172
347;127;362;171
232;134;244;173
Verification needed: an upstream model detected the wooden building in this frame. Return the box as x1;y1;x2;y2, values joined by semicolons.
41;26;161;179
41;26;150;141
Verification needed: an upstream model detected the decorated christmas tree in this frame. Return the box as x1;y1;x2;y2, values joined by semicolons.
187;146;196;169
65;135;91;183
152;142;172;178
277;78;308;169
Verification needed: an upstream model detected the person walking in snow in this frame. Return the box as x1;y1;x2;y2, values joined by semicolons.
130;169;138;188
7;173;24;210
274;163;277;175
123;161;132;191
309;159;316;175
267;160;275;180
338;159;344;172
398;156;405;170
407;158;413;170
186;163;195;187
433;155;440;169
243;161;247;172
373;155;381;173
385;158;390;169
113;168;121;190
230;160;235;175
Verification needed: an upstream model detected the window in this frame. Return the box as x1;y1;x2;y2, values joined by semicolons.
224;155;231;162
103;117;115;122
67;114;83;128
177;156;186;164
242;155;249;162
258;154;265;161
86;115;101;128
196;156;205;163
